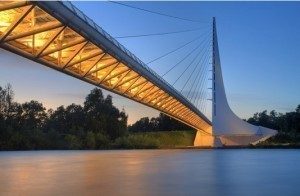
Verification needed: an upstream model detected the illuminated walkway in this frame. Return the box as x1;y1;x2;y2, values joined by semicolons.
0;1;211;133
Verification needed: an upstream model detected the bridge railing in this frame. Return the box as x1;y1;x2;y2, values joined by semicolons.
58;1;194;110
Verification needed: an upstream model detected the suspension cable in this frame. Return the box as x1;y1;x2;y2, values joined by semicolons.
115;27;207;39
180;40;210;93
198;54;210;111
109;1;209;23
186;45;210;100
172;50;201;86
198;26;213;111
162;30;210;77
190;47;210;107
188;48;210;107
146;31;209;65
195;53;210;110
172;35;210;86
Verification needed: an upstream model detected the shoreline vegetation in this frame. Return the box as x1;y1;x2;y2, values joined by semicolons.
0;84;193;150
0;84;299;150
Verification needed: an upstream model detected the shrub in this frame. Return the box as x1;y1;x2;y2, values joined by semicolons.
65;134;82;149
113;134;159;149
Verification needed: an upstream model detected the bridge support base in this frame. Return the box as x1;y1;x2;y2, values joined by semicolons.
193;130;275;148
193;131;222;148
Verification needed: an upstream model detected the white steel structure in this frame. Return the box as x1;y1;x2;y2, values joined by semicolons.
194;18;277;147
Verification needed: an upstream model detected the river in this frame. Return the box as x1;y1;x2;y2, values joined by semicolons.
0;149;299;196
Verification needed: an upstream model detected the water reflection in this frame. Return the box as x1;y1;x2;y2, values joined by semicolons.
0;150;300;196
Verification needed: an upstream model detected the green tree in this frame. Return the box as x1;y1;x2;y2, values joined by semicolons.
128;117;151;132
65;134;82;149
86;131;96;149
0;84;130;150
296;105;300;113
21;101;47;130
84;88;127;140
46;106;66;134
94;132;110;148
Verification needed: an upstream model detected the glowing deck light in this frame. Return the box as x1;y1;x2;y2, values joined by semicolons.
0;1;212;133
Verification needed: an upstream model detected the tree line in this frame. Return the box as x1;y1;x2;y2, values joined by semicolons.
0;84;191;150
0;84;127;150
246;107;300;144
128;113;191;132
1;83;299;150
129;103;300;144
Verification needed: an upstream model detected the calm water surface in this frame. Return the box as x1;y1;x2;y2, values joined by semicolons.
0;149;299;196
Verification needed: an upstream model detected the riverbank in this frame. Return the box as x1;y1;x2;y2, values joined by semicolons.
2;129;300;150
115;131;300;149
178;144;300;149
113;130;196;149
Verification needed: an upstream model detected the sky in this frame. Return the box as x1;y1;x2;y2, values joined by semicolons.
0;1;300;124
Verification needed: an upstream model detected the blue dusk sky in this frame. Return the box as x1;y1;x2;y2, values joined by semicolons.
0;1;299;124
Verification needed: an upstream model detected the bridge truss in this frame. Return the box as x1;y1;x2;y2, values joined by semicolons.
0;1;212;132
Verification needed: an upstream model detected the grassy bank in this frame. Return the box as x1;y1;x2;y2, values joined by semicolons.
113;130;196;149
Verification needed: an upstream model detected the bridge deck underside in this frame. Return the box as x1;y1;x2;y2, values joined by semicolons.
0;1;211;132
